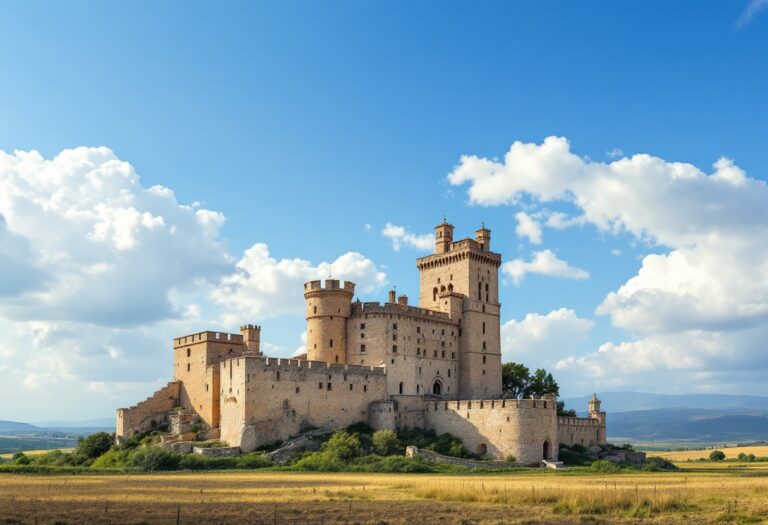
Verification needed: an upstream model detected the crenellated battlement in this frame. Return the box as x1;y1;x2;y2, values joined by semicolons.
223;355;386;377
304;279;356;293
174;331;244;348
239;324;261;331
350;301;455;322
558;416;602;427
425;395;558;413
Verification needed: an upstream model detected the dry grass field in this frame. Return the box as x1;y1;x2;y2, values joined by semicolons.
2;466;768;524
650;445;768;462
0;448;74;460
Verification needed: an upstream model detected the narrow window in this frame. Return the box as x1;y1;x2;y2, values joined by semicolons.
482;322;486;334
360;323;366;329
187;363;191;372
393;334;397;341
327;382;332;390
186;348;191;358
314;305;317;314
296;387;300;394
205;383;209;392
478;282;482;300
417;385;420;394
447;369;451;377
276;371;281;381
361;333;365;339
360;344;366;353
364;385;368;392
349;384;353;391
330;339;333;348
399;382;404;394
483;341;487;350
319;382;323;389
393;323;398;330
335;355;339;363
392;345;398;353
482;355;487;364
433;288;438;301
441;350;446;358
416;326;421;333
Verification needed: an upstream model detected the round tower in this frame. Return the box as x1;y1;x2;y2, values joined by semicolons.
304;279;355;364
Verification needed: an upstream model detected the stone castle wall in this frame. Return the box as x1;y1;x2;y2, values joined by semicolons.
116;381;180;440
423;397;559;465
219;356;387;452
558;415;606;448
346;302;461;397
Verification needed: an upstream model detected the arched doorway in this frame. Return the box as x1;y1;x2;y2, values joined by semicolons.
542;440;551;460
476;443;487;456
432;380;442;395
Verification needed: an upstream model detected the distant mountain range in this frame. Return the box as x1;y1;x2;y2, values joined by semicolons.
561;392;768;442
0;419;114;437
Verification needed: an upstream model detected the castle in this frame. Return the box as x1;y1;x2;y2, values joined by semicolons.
116;222;606;465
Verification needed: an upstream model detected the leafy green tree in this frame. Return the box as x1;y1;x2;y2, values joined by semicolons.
501;362;530;398
528;368;559;397
556;401;577;417
709;450;726;461
76;432;114;459
372;429;399;455
321;430;362;461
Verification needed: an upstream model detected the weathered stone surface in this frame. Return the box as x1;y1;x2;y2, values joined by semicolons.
116;223;608;463
406;447;514;469
192;446;241;457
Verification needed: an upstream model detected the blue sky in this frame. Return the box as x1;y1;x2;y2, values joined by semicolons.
1;1;767;420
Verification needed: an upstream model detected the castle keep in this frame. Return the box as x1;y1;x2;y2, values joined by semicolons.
116;222;606;465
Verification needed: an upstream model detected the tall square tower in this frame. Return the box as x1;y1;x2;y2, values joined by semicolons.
416;222;502;398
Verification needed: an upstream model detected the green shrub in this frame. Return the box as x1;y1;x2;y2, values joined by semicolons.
558;446;592;466
372;430;400;455
709;450;726;462
91;448;132;469
291;451;344;471
235;453;273;469
12;454;31;465
76;432;114;459
322;430;363;461
128;447;181;471
590;460;623;473
505;455;517;463
638;456;679;472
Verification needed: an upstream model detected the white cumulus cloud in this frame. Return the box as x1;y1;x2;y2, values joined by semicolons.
212;243;387;323
501;309;594;365
448;136;768;393
514;212;542;244
381;223;433;251
502;250;589;285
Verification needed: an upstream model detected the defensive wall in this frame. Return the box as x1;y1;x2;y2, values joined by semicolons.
558;415;606;448
219;356;387;452
116;381;180;441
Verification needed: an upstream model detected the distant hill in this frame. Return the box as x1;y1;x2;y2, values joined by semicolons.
608;408;768;441
562;392;768;413
33;418;115;428
0;420;39;432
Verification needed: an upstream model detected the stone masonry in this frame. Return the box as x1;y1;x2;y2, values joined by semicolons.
116;222;607;465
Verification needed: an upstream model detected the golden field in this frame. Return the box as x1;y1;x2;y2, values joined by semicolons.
650;445;768;462
0;448;74;460
2;466;768;524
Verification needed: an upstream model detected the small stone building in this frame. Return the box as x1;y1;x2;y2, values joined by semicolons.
117;222;606;465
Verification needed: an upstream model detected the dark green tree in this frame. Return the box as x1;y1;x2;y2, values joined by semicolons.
501;362;531;398
76;432;114;459
709;450;726;462
556;401;577;417
528;368;559;397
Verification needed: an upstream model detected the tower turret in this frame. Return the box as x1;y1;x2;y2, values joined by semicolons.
476;224;491;251
240;324;261;355
304;279;355;364
434;219;455;254
588;393;606;443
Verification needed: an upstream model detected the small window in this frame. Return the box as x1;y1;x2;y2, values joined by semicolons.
417;326;421;333
433;350;437;357
330;339;333;348
392;345;398;353
360;323;366;330
186;348;191;358
447;369;451;377
276;371;281;381
441;329;445;335
393;334;397;341
335;355;339;363
360;332;365;339
391;358;395;364
482;355;487;364
441;350;445;358
441;341;445;347
327;382;332;390
314;305;317;314
483;341;487;350
319;382;323;389
418;367;422;374
482;322;486;334
296;387;300;394
349;384;353;391
360;344;366;353
205;383;209;392
187;363;190;372
452;352;455;359
393;323;398;330
399;382;404;394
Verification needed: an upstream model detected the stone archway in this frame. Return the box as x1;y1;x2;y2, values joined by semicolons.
432;380;442;395
543;440;551;460
476;443;487;456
